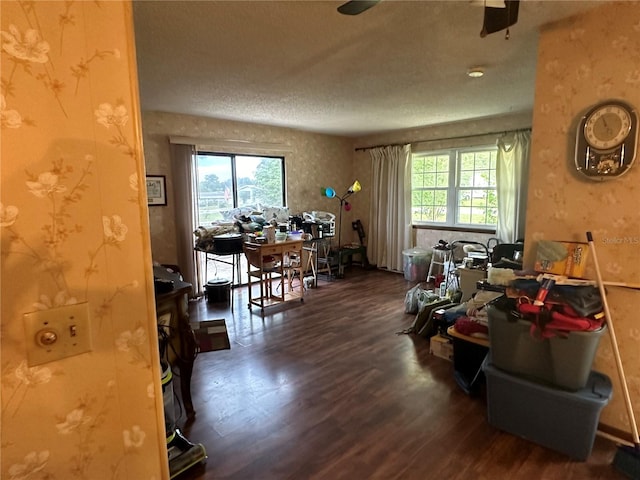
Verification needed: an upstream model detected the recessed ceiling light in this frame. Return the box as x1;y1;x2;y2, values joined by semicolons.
467;68;485;78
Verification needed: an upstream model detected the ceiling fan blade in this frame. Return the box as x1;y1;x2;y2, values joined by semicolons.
337;0;380;16
480;0;520;37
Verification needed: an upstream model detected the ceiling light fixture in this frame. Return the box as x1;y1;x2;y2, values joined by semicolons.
467;68;485;78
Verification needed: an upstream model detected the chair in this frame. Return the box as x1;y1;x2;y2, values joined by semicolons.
303;241;317;285
243;242;281;311
490;241;524;268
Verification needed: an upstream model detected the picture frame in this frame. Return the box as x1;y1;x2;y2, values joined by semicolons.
146;175;167;206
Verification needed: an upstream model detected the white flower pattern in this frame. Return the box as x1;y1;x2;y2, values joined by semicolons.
7;450;50;480
94;102;129;128
56;408;93;435
103;215;128;242
25;172;67;198
123;425;146;449
1;24;50;63
15;361;52;386
115;327;147;352
0;202;18;226
32;291;78;310
1;94;22;128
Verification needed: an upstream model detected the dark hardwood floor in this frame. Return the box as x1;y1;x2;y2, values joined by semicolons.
177;267;625;480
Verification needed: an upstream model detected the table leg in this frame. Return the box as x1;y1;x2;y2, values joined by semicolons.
176;316;197;420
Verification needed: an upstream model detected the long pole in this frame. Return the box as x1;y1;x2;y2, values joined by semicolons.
337;198;344;249
586;231;640;447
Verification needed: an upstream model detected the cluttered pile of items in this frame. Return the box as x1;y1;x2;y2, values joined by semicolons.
402;233;640;467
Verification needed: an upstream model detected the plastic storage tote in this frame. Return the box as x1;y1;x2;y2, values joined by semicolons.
402;247;431;282
483;360;612;461
487;304;606;391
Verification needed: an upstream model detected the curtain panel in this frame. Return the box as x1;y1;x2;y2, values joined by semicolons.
169;143;203;296
368;145;412;272
496;130;531;243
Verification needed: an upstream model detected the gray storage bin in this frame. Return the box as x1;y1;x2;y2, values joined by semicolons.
483;360;612;461
487;304;606;391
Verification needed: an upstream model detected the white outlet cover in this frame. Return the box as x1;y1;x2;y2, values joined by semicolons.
23;302;92;367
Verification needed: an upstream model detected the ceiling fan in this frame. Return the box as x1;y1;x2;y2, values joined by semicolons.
337;0;520;38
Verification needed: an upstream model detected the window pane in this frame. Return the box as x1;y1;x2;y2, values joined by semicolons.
475;152;490;170
435;156;449;171
460;154;475;170
434;190;447;205
435;172;449;187
196;154;285;227
196;154;233;226
412;147;497;227
236;155;284;207
458;207;471;224
460;170;473;187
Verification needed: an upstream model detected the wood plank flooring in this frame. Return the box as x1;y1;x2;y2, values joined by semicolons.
177;267;625;480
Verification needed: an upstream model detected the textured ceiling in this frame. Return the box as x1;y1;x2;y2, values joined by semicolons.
132;0;602;137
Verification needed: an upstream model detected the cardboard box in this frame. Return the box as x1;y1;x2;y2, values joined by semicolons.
534;240;589;278
429;334;453;361
192;319;230;353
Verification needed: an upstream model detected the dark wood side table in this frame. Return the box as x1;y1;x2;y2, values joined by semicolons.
154;266;197;420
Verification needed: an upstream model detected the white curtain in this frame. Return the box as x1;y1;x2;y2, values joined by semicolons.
169;143;203;296
368;145;412;272
496;130;531;243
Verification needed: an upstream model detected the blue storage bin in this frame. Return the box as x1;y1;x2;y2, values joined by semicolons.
483;360;612;461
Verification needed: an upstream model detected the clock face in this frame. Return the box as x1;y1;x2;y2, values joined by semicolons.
583;104;632;150
575;100;638;180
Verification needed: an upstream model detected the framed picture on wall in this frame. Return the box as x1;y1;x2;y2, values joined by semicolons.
146;175;167;206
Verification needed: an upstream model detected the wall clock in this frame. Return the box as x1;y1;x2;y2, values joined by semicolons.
574;100;638;180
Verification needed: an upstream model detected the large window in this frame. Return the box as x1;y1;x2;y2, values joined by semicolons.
195;152;285;226
411;146;497;228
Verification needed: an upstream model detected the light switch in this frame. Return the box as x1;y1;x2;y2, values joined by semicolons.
23;303;92;366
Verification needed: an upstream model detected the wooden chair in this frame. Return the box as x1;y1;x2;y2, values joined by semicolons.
244;242;281;311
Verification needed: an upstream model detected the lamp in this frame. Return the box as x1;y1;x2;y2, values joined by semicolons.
322;180;361;249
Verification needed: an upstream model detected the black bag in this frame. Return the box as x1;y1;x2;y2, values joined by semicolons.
407;298;452;336
417;302;458;338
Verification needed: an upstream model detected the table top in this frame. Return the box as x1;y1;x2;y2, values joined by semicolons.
154;265;192;300
447;325;490;348
245;239;304;249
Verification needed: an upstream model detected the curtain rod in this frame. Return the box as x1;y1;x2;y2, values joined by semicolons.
354;127;531;152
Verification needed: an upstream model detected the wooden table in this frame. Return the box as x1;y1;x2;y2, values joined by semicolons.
244;240;304;312
154;266;197;420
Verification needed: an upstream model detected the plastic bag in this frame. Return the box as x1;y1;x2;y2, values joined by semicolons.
404;284;422;314
404;283;438;314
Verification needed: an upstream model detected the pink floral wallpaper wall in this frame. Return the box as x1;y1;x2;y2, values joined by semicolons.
1;2;166;478
525;2;640;432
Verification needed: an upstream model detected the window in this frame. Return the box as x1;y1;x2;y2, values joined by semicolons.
195;152;285;226
411;146;497;228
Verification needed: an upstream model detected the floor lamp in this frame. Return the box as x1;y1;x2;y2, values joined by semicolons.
321;180;361;249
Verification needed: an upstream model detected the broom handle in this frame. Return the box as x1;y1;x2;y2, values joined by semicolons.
587;231;640;446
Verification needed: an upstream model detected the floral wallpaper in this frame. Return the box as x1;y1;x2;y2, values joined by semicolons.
525;2;640;432
1;2;166;479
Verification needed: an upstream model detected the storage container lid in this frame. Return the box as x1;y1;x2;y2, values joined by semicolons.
402;247;429;257
482;358;612;405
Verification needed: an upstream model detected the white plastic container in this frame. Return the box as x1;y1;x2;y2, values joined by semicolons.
402;247;430;282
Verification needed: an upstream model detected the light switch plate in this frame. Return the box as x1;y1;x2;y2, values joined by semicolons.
23;303;92;366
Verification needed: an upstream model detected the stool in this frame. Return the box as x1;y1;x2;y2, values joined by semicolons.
428;247;450;283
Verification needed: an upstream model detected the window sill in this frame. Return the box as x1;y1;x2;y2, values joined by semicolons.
412;224;496;235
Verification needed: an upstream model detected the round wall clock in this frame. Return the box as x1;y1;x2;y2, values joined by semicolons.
574;100;638;180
